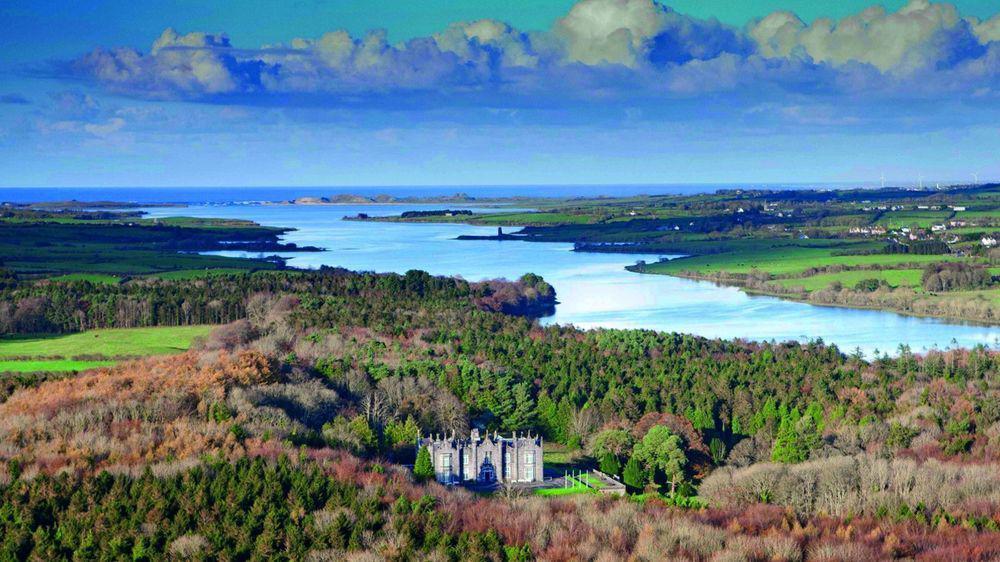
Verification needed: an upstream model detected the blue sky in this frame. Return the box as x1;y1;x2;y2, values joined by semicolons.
2;0;1000;187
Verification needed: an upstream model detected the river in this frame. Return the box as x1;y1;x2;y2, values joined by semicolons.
141;203;1000;357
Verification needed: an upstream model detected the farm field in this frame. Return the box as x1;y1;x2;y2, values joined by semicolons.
646;242;957;277
0;325;212;372
775;269;925;291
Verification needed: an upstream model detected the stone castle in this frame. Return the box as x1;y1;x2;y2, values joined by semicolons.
418;429;543;485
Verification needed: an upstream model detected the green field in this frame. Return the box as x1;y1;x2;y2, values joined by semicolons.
647;241;957;277
150;268;250;280
46;273;122;284
534;486;593;497
775;269;925;291
0;325;213;364
875;210;954;228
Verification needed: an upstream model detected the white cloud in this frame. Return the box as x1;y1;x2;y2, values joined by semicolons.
63;0;1000;108
748;0;979;73
971;14;1000;43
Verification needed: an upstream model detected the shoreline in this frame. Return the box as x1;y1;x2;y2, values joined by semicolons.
637;269;1000;329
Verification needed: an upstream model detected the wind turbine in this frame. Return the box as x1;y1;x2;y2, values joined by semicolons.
880;172;885;188
918;174;923;189
972;172;979;186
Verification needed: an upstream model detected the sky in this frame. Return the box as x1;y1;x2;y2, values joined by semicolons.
2;0;1000;187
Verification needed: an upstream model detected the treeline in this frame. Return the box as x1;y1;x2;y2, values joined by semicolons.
400;209;473;218
0;268;555;335
921;262;995;292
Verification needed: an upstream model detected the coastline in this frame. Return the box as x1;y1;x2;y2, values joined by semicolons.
635;268;1000;329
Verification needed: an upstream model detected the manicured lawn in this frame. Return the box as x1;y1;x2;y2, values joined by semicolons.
573;473;607;489
534;486;593;497
0;325;213;359
0;360;116;373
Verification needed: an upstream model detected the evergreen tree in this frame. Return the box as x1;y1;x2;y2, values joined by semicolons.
622;456;646;492
504;382;537;431
599;452;622;477
709;437;727;464
414;447;434;482
771;408;820;463
771;414;800;463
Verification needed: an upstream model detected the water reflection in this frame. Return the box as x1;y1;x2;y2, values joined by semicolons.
141;204;1000;357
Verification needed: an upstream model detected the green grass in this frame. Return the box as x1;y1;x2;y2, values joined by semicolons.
534;486;593;497
149;268;249;280
573;473;607;489
46;273;122;284
0;360;116;373
875;210;954;228
647;240;958;277
775;269;925;291
0;325;213;360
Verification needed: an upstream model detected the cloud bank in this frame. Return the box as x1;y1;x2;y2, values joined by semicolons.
62;0;1000;109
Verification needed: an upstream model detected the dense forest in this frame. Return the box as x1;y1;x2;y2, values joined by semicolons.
0;268;555;334
1;267;999;559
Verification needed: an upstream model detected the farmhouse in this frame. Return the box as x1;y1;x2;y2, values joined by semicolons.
419;429;543;485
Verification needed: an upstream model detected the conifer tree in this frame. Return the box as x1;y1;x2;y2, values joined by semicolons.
599;452;621;477
622;456;646;492
414;447;434;482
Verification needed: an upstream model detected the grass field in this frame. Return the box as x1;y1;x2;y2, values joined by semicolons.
875;210;954;228
45;273;122;284
0;325;212;363
648;243;957;277
775;269;925;291
150;268;250;280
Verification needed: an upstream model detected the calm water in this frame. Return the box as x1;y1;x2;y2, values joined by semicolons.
138;203;1000;357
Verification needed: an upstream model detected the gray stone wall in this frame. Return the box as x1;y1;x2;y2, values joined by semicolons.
419;430;543;484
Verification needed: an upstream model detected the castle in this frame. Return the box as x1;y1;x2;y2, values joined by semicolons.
418;429;543;485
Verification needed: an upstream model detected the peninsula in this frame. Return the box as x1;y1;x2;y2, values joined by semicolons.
363;184;1000;324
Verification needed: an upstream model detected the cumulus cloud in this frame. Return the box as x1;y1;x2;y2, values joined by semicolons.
554;0;749;67
748;0;984;73
61;0;1000;108
971;14;1000;43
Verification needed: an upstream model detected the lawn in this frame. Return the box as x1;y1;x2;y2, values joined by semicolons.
0;325;213;360
534;486;593;497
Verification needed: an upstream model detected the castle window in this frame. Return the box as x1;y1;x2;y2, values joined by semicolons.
440;453;452;480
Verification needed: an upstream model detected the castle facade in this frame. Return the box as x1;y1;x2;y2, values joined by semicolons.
418;429;543;485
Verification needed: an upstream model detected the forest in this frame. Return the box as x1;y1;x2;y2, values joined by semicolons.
1;266;998;559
